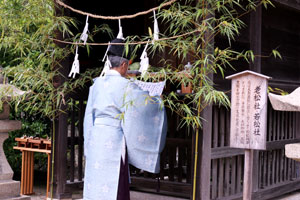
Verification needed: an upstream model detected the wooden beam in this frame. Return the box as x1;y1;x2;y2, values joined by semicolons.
249;4;262;72
131;177;191;197
216;180;300;200
197;102;213;200
273;0;300;11
249;4;262;194
50;0;72;199
243;150;254;200
266;139;300;150
52;93;71;199
252;179;300;200
193;10;215;200
211;147;244;159
13;147;51;154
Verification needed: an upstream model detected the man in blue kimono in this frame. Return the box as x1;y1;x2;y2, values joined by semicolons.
83;38;167;200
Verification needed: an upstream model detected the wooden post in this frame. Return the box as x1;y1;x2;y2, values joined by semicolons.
198;103;213;199
250;5;262;193
194;1;214;198
243;149;254;200
226;70;271;200
20;151;25;195
249;5;262;73
52;92;70;199
47;153;51;198
20;151;34;195
51;1;72;198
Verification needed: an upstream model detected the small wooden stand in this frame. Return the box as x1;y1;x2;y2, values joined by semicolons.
14;137;51;198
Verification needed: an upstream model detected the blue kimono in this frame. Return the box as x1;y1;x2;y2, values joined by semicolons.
83;70;167;200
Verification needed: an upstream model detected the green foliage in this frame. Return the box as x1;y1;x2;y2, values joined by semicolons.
0;0;102;120
268;87;288;95
0;0;277;132
4;107;51;173
0;0;101;179
126;0;275;129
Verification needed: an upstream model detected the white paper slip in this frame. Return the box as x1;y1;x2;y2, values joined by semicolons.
134;80;166;96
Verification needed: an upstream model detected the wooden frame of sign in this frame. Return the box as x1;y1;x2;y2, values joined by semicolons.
226;70;271;200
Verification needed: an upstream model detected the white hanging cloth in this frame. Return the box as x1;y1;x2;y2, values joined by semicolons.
139;42;150;78
100;42;111;78
80;15;89;45
134;79;166;97
100;57;112;78
117;19;124;40
69;46;80;78
152;10;159;43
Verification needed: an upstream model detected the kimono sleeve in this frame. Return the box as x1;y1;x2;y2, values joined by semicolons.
123;83;167;173
83;85;94;157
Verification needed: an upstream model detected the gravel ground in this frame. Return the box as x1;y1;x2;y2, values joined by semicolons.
29;184;83;200
28;184;300;200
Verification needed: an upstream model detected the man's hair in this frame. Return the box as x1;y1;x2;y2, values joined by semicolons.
108;55;129;68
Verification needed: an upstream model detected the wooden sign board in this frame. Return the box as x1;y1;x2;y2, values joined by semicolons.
226;70;271;150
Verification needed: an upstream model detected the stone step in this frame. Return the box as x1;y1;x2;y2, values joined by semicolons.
62;191;187;200
3;196;31;200
130;191;187;200
0;180;21;199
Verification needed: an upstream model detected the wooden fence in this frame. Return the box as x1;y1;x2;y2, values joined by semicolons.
53;94;300;200
210;103;300;200
128;102;300;200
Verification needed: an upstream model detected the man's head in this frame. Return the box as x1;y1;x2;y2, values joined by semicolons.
108;55;129;76
107;38;131;77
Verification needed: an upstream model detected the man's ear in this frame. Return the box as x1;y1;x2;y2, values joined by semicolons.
121;61;127;69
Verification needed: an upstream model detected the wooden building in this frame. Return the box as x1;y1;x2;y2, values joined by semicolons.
51;0;300;199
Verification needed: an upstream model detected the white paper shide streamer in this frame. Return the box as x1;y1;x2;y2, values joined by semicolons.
69;46;80;78
117;19;124;40
134;80;166;96
80;15;89;45
100;42;112;77
139;42;149;77
152;10;159;43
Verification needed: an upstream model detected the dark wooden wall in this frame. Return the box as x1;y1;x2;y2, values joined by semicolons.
262;4;300;89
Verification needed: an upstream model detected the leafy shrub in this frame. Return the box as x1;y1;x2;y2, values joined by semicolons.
3;106;51;174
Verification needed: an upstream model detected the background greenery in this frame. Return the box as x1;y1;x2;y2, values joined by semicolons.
4;107;51;174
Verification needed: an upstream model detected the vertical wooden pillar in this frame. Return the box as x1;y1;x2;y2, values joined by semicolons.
295;113;300;179
198;103;213;199
51;57;70;199
249;4;262;194
47;153;51;198
52;101;70;199
249;4;262;73
51;56;70;199
78;100;85;181
20;151;34;195
50;0;72;199
243;149;254;200
193;1;214;199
